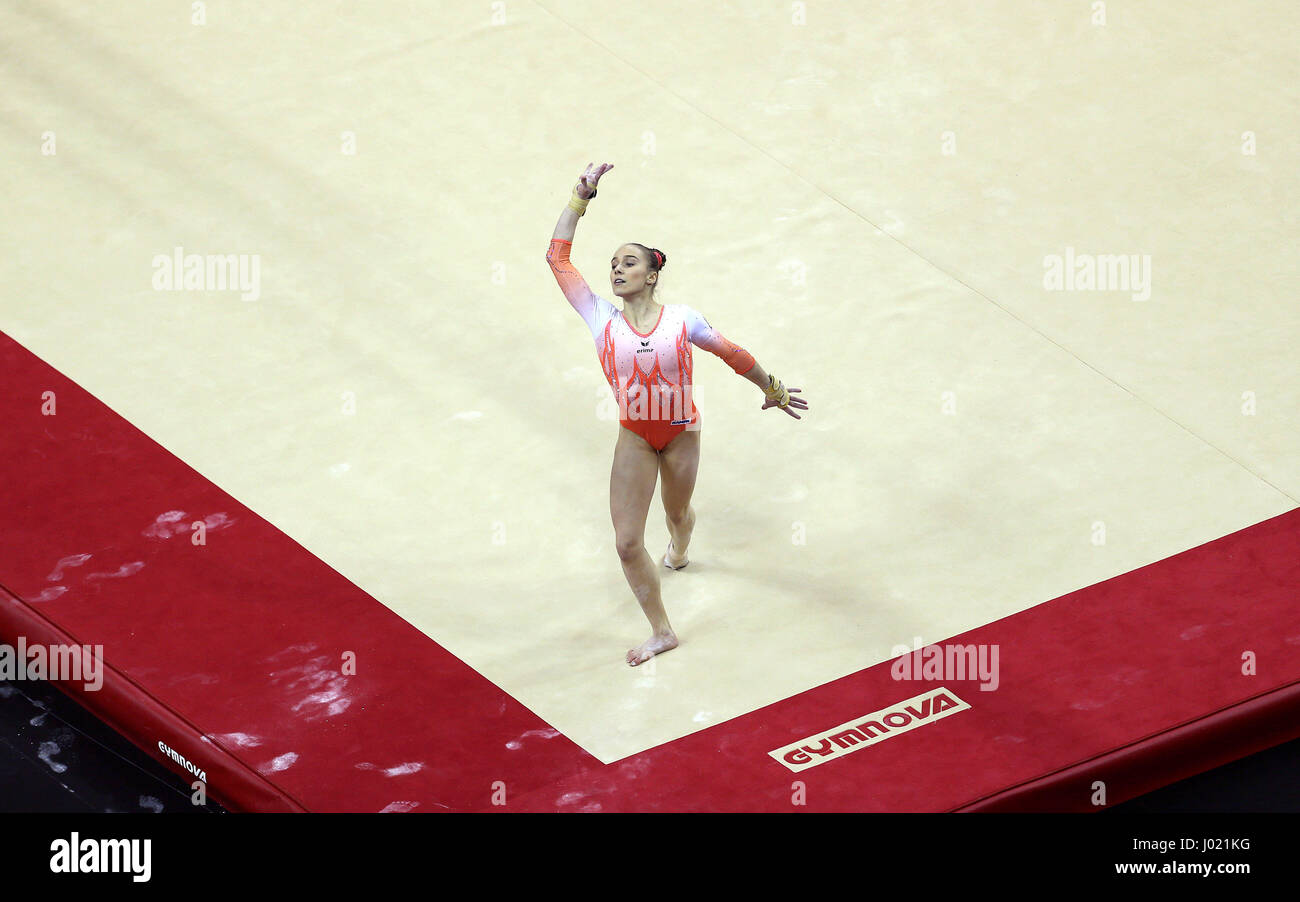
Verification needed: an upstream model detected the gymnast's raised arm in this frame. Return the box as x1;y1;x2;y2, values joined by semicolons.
546;163;614;322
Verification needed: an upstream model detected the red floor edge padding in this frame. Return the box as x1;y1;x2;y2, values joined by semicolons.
2;330;1298;811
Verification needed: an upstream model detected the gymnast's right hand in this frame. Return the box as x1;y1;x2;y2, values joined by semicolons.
575;162;614;199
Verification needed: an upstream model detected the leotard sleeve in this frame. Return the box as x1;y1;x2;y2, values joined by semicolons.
547;238;616;342
683;306;757;375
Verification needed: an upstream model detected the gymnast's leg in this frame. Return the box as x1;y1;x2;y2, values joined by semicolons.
610;425;678;665
659;428;700;568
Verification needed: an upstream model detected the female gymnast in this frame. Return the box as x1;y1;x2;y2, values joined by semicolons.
546;162;808;666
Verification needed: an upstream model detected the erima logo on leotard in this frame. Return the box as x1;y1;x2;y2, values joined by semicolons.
768;688;969;772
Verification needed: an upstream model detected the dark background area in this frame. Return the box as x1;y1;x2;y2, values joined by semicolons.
3;677;1298;813
0;679;225;813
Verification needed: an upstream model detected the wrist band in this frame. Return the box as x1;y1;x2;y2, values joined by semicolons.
764;374;790;408
567;185;597;216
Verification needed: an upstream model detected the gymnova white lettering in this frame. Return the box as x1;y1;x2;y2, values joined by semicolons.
158;740;207;784
769;687;970;772
49;833;151;883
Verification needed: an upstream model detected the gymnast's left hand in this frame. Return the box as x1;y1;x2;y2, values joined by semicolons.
762;386;808;419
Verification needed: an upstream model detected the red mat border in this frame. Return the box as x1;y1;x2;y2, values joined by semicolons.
2;329;1297;812
0;581;308;812
956;682;1300;811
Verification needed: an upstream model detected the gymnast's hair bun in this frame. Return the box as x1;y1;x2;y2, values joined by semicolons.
650;247;667;270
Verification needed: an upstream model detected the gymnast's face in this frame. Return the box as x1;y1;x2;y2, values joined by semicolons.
611;245;655;297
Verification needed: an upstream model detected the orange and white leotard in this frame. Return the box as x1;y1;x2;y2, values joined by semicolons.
547;238;756;450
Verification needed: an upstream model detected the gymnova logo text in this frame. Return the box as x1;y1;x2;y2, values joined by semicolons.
769;687;970;772
158;740;207;784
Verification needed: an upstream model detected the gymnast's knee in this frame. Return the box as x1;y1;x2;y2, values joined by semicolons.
615;534;643;562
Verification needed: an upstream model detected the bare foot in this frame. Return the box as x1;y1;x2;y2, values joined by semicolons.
627;631;678;666
663;540;689;570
